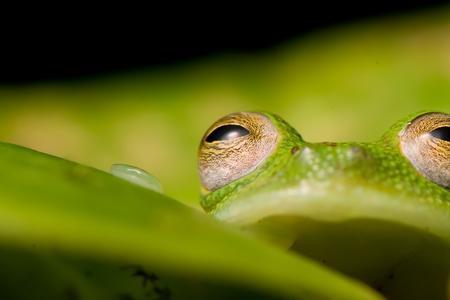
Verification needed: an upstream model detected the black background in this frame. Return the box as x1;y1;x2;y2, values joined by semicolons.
1;1;447;83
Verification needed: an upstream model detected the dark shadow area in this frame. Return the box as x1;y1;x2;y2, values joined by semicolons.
1;1;448;83
0;245;284;300
248;216;450;300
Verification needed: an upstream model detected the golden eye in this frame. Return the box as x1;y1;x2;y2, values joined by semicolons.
400;112;450;188
198;112;278;192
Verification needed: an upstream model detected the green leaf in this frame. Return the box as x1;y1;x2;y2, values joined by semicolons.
0;142;382;300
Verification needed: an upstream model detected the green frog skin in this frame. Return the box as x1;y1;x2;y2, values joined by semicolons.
198;111;450;300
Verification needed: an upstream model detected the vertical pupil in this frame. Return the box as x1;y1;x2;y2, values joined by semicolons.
430;127;450;141
206;125;249;142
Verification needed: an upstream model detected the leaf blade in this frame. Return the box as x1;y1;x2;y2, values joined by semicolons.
0;142;382;300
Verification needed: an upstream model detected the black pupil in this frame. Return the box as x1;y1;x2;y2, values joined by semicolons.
430;126;450;141
205;125;249;142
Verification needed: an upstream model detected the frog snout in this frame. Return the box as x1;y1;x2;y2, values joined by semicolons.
296;143;369;180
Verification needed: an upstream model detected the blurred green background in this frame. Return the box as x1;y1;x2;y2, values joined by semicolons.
1;7;450;206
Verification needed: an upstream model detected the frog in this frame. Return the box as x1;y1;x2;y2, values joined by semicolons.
197;111;450;300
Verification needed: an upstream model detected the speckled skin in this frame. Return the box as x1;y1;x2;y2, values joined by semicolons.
201;112;450;216
198;111;450;299
198;112;450;254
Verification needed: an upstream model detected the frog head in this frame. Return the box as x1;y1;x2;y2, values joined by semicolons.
198;111;450;299
198;111;449;222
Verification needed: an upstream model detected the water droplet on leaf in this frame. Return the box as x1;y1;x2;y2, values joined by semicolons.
111;164;163;193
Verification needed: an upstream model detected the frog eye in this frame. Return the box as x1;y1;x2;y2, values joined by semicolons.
429;126;450;141
400;112;450;188
205;125;250;142
198;112;278;192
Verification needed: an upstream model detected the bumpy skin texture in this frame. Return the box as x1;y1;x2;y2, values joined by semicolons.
198;111;450;300
200;112;450;217
198;112;450;254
